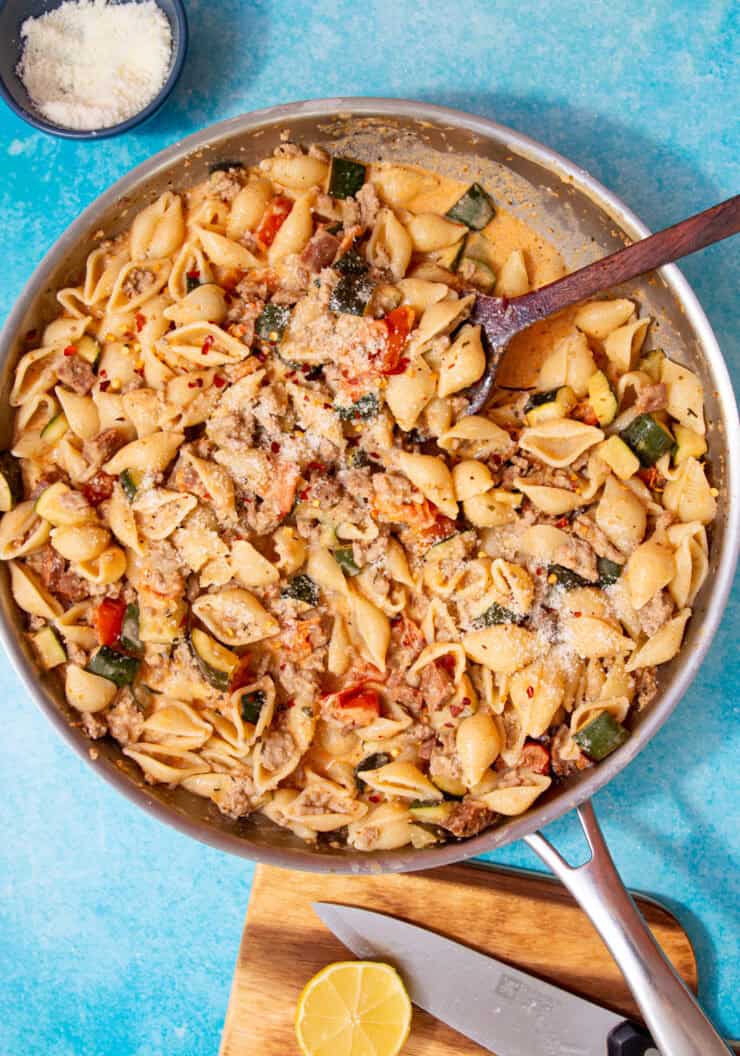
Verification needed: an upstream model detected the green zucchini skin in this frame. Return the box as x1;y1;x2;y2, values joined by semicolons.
255;303;292;341
445;183;496;230
0;452;23;512
547;563;592;589
355;752;392;788
620;413;675;466
334;248;369;276
190;628;236;691
328;157;366;200
596;557;623;586
473;601;524;628
282;573;319;606
575;711;629;760
334;547;361;575
119;604;143;654
334;393;379;421
329;273;375;316
240;689;266;725
87;645;140;687
119;470;139;501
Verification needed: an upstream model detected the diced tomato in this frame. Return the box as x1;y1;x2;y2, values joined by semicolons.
637;466;663;490
572;401;599;427
134;312;146;333
519;740;551;775
337;686;381;714
372;306;415;375
435;652;457;675
420;510;458;546
229;653;254;693
94;597;126;646
256;196;293;248
81;472;115;506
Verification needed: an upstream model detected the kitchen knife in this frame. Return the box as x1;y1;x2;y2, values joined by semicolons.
313;901;668;1056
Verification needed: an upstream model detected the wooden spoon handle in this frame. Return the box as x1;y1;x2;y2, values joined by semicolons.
511;193;740;327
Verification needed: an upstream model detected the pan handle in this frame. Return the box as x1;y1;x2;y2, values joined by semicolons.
525;801;731;1055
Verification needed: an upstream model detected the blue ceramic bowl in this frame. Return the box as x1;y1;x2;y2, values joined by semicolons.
0;0;188;139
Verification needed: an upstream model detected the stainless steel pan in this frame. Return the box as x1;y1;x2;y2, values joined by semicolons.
1;100;737;1053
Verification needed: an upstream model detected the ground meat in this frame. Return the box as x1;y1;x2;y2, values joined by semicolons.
81;711;107;739
550;724;592;777
301;229;340;272
56;354;95;394
443;800;497;838
207;169;244;203
635;666;659;710
314;192;343;223
133;540;185;596
418;662;454;710
637;589;674;636
501;452;572;490
355;183;380;227
633;383;668;415
516;740;552;775
26;544;88;602
106;689;144;746
572;514;625;563
260;730;296;772
273;255;311;300
219;774;258;819
224;297;263;344
83;428;128;467
29;471;63;500
121;266;156;298
553;535;598;582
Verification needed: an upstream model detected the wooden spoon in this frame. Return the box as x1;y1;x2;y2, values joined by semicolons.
465;194;740;413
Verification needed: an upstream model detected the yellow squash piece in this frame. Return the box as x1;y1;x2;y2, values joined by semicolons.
295;960;412;1056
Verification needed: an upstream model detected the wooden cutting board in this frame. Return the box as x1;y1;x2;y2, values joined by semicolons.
220;862;697;1055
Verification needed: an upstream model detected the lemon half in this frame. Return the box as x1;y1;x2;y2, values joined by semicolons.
295;960;413;1056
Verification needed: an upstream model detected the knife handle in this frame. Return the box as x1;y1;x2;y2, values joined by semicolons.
607;1021;659;1055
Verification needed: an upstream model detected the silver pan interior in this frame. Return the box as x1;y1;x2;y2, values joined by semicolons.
1;98;737;873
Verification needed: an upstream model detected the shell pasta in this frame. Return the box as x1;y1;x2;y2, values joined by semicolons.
0;144;716;850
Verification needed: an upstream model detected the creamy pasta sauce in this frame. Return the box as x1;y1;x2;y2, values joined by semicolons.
0;144;716;850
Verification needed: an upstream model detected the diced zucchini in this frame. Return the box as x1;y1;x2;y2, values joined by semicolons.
596;557;623;586
31;625;66;669
328;157;366;200
334;547;360;575
40;413;69;444
190;627;239;691
119;603;142;654
430;238;466;271
119;469;141;501
255;303;292;342
620;413;675;466
75;335;101;368
408;801;454;824
87;645;140;687
673;423;707;465
0;452;23;512
355;752;392;788
547;563;592;589
525;386;577;426
587;371;618;426
334;393;379;421
473;601;524;628
282;573;319;606
445;183;496;230
596;435;640;481
639;348;665;382
240;689;266;726
335;247;369;275
329;273;375;316
574;711;629;761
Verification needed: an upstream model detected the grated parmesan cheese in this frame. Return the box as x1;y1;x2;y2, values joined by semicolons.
17;0;172;131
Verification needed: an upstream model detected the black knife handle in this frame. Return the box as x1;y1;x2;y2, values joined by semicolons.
607;1021;659;1054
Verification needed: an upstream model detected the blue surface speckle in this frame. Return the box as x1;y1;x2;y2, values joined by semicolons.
0;2;738;1052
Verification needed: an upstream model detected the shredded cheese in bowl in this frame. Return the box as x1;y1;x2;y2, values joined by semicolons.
16;0;172;131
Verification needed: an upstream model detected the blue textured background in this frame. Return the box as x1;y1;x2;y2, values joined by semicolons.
0;2;738;1052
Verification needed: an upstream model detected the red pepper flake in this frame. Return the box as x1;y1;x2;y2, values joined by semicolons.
201;334;215;355
535;567;544;576
187;381;198;389
99;369;108;378
449;704;463;718
368;793;382;803
99;380;110;392
213;374;226;388
253;349;266;363
186;269;200;281
270;441;281;454
283;698;295;710
555;516;569;528
573;611;582;618
134;312;146;333
491;454;502;466
299;488;310;501
461;697;471;708
63;345;77;357
526;685;535;698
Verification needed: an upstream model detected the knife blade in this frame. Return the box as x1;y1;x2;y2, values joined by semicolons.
312;902;659;1056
